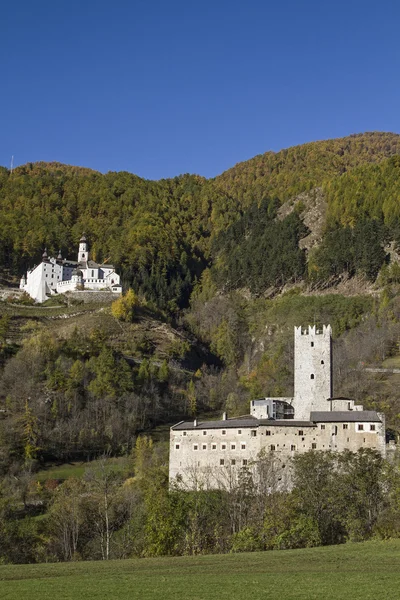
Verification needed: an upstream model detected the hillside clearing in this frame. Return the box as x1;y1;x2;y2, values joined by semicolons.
1;540;400;600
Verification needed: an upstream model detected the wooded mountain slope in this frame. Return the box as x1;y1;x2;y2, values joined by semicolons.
1;132;400;311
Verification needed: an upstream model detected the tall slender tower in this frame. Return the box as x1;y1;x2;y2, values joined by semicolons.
293;325;332;420
78;234;89;264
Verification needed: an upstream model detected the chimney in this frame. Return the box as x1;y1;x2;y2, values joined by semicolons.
222;412;227;421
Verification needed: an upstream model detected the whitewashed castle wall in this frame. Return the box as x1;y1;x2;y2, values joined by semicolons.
169;417;386;489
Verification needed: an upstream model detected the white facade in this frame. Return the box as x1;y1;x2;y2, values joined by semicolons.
293;325;332;420
169;324;387;490
20;236;122;303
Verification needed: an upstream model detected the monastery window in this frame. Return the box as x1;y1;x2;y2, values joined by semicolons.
222;430;226;435
321;360;324;365
291;445;296;451
183;432;187;436
221;444;226;450
311;341;314;347
370;424;376;431
212;444;217;450
270;445;276;451
298;430;303;436
343;424;348;430
202;444;207;450
220;459;225;466
242;459;248;466
358;424;364;431
241;443;246;450
92;270;94;277
266;430;271;436
238;430;242;434
251;430;257;437
231;459;236;466
231;444;236;450
312;443;317;449
193;444;198;451
175;444;180;450
321;424;325;430
310;374;315;379
203;431;207;435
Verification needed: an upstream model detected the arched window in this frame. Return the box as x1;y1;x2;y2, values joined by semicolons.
310;374;315;379
321;360;324;365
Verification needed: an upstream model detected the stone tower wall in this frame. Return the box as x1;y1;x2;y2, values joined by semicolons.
293;325;332;420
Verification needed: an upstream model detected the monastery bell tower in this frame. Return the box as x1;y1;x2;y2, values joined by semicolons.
78;234;89;264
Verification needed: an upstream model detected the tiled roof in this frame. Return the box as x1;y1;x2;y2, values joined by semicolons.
172;416;315;430
310;411;382;423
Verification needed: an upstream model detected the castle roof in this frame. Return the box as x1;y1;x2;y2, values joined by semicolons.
171;416;315;430
171;410;383;430
310;411;382;423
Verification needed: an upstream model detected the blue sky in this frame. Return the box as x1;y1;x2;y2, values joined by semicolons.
1;0;400;179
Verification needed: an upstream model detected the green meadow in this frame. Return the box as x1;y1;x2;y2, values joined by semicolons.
1;540;400;600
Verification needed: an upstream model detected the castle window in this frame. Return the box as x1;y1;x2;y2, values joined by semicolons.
358;424;364;431
202;444;207;450
251;430;257;437
183;431;187;436
312;443;317;449
238;430;242;434
370;424;376;431
242;459;248;466
321;424;325;430
231;444;236;450
220;459;224;466
82;254;85;258
270;445;276;451
222;430;226;435
310;374;315;379
212;444;217;450
203;431;207;436
175;444;180;450
311;342;314;347
241;443;246;450
321;360;324;365
193;444;198;450
266;430;271;436
291;445;296;451
343;424;348;430
221;444;226;450
231;459;236;466
298;430;303;436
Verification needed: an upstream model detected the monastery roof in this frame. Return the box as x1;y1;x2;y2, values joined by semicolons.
310;411;382;423
85;260;115;269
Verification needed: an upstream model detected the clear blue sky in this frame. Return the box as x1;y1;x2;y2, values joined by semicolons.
1;0;400;179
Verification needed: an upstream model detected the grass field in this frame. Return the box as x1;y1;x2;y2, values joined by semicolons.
36;456;132;482
1;540;400;600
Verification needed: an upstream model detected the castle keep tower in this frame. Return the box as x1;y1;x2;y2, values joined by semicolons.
293;325;332;420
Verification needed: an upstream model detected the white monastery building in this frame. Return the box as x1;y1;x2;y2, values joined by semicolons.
169;325;386;489
20;235;122;303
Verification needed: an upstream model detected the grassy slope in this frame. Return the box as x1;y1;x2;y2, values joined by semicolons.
1;540;400;600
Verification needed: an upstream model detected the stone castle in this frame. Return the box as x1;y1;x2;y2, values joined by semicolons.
169;325;386;489
20;235;122;303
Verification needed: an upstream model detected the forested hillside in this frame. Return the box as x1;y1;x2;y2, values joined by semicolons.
2;133;400;563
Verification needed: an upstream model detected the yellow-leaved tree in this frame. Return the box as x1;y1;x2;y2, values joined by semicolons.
111;289;138;322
